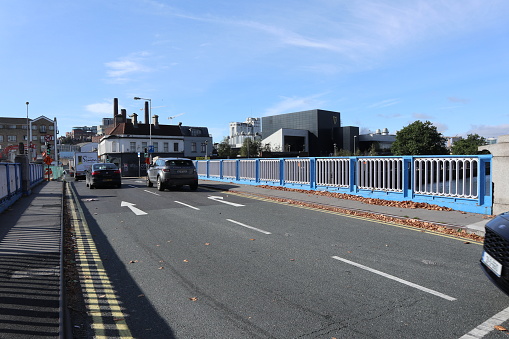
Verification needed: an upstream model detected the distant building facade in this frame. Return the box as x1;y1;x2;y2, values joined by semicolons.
228;117;261;148
0;115;57;162
261;109;354;157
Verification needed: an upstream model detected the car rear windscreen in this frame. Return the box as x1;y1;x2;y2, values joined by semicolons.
165;160;193;166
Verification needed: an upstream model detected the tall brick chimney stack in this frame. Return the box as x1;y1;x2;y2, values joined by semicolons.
144;101;149;124
121;109;127;123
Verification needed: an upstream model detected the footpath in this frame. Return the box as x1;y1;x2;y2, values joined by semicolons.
0;178;493;338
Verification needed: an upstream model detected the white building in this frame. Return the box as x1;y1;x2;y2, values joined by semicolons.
228;117;261;148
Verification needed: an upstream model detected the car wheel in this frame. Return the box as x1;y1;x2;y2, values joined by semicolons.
89;183;94;189
147;177;153;187
157;177;164;191
190;183;198;191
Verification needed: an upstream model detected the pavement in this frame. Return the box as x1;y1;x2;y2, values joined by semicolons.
0;178;493;338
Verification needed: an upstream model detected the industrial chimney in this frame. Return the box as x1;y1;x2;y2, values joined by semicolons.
144;101;149;125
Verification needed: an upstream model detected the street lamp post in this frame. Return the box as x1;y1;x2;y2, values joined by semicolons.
204;140;208;159
134;97;152;158
26;102;30;159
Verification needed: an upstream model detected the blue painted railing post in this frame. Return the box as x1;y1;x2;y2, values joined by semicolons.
280;159;285;186
477;154;493;214
349;157;357;194
402;156;413;199
5;164;11;196
255;159;260;184
206;160;210;178
310;158;316;189
236;159;241;181
219;159;224;179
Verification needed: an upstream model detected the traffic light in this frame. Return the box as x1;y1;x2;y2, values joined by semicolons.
144;148;148;157
46;143;52;155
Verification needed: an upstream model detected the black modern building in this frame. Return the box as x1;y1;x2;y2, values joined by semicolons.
262;109;356;156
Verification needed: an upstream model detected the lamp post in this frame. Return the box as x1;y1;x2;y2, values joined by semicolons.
204;140;208;159
134;96;152;157
26;102;29;158
353;135;357;154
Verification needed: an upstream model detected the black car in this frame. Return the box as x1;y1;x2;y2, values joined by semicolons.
480;212;509;295
85;163;122;189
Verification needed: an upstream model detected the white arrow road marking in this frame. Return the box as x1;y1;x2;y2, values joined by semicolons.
144;190;160;196
226;219;272;234
208;196;245;207
174;201;200;210
121;201;148;215
332;256;456;301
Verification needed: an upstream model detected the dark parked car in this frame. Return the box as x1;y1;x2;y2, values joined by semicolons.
86;163;122;189
480;212;509;295
146;157;198;191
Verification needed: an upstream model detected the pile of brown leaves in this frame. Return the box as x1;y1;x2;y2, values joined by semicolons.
233;186;485;243
257;185;454;211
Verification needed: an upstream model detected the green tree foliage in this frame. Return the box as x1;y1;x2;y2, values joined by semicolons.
240;138;261;157
391;120;448;155
450;134;488;155
217;137;237;158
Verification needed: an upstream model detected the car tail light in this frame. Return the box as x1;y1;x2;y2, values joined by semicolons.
91;171;100;176
114;170;121;174
162;169;171;172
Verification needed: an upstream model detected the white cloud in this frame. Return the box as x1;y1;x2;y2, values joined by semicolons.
104;52;152;83
369;99;400;109
467;124;509;138
85;102;117;116
412;113;433;120
263;94;327;117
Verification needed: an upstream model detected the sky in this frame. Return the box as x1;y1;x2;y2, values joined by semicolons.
1;0;508;142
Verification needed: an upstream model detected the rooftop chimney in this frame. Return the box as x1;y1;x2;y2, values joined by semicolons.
144;101;149;124
153;115;159;128
130;113;138;128
113;98;118;118
121;109;127;122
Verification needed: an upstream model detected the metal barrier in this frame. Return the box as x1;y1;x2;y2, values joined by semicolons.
195;155;492;214
1;162;45;214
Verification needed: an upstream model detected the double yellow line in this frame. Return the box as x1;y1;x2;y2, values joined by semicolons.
67;183;133;338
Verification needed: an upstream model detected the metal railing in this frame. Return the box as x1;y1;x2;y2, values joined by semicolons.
1;162;45;214
195;155;492;214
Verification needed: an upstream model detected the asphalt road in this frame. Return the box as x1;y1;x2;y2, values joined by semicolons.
70;178;509;339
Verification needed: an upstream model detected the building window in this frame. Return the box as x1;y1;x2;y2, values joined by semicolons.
24;135;28;141
112;142;117;152
40;136;46;143
8;135;16;142
153;142;159;152
49;126;54;130
142;142;147;152
191;142;196;152
40;125;46;133
163;142;169;152
22;125;27;130
201;143;207;152
0;135;3;142
173;143;179;152
32;125;37;130
130;142;136;152
9;125;16;129
32;136;37;141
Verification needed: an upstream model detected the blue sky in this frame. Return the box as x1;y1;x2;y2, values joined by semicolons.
1;0;508;141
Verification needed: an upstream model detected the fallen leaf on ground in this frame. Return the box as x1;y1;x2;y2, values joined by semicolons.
189;297;198;301
495;325;507;331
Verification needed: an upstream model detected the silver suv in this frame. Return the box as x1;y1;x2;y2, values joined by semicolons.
146;157;198;191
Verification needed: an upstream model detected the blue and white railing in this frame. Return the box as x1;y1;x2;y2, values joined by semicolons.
195;155;492;214
0;162;45;213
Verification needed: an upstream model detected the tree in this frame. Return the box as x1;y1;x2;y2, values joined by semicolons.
391;120;448;155
240;138;261;157
217;137;236;158
451;134;488;155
